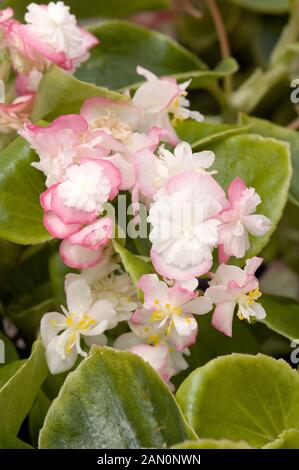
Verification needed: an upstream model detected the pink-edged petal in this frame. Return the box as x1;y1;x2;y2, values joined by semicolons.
227;176;246;204
6;22;71;69
218;244;230;264
133;148;158;198
211;263;247;288
211;301;236;337
131;307;152;326
242;214;271;236
43;211;81;239
137;274;169;307
103;153;135;190
40;184;57;211
114;332;144;350
130;343;169;378
146;126;168;151
151;248;212;281
166;171;226;207
178;278;198;291
25;114;88;135
51;186;97;225
170;322;198;351
172;313;197;336
204;285;234;304
80;96;142;128
168;283;196;306
60;239;103;269
133;75;180;114
244;256;263;277
183;296;213;315
155;111;180;145
80;158;121;200
0;7;14;24
67;217;112;250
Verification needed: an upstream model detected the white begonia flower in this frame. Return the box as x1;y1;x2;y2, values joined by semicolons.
66;253;138;323
40;277;117;374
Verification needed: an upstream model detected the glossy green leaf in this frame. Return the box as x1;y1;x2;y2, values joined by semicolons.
0;137;50;245
259;293;299;341
0;341;48;446
227;0;289;13
2;0;170;20
211;134;292;261
76;20;207;90
240;114;299;206
176;354;299;448
39;346;196;449
175;120;249;150
32;65;126;122
265;429;299;449
112;240;153;288
172;439;252;449
0;330;19;367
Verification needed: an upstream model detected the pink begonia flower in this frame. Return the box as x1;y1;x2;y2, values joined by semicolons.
4;2;98;78
19;114;89;187
114;332;189;388
148;171;227;280
218;177;271;262
205;256;266;337
131;274;212;350
41;276;115;374
80;97;168;191
40;158;120;269
134;141;216;199
0;93;34;133
132;66;203;145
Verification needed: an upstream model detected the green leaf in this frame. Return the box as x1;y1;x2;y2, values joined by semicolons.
259;293;299;341
2;0;170;20
0;137;50;245
31;65;126;122
172;439;252;449
265;429;299;449
76;20;207;90
0;330;19;366
0;341;48;446
0;360;25;389
175;120;249;150
49;249;75;306
226;0;289;14
173;314;259;387
28;391;51;448
39;346;196;449
211;134;292;261
176;354;299;448
240;114;299;206
112;240;153;288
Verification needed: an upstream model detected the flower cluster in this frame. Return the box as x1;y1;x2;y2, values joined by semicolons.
0;2;98;132
14;10;271;385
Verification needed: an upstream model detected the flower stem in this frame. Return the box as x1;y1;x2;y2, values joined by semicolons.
206;0;232;96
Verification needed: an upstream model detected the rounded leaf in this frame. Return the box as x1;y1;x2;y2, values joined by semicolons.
176;354;299;448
